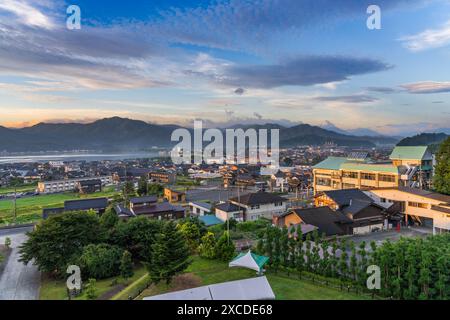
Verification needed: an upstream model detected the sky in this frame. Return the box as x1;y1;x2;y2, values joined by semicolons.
0;0;449;135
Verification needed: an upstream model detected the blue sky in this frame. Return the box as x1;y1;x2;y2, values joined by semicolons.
0;0;449;135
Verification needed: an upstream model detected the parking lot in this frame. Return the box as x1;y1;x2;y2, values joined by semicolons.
351;227;432;247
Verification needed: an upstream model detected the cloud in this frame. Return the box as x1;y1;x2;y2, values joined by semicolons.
314;94;378;103
401;81;450;94
401;19;450;51
151;0;425;52
365;86;398;94
234;87;245;95
221;56;392;89
0;0;55;29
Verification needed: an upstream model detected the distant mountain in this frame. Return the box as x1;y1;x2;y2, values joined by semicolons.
0;117;400;152
397;133;448;146
319;120;398;138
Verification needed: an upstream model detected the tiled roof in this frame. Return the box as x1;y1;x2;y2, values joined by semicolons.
215;202;241;212
230;191;285;206
64;198;108;211
322;188;373;206
130;195;158;204
292;207;350;236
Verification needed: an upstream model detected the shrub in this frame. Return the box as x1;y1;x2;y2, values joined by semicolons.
78;244;123;279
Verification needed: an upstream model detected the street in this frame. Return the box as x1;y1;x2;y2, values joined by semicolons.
0;226;40;300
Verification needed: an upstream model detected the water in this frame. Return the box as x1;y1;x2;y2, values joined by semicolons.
0;152;161;164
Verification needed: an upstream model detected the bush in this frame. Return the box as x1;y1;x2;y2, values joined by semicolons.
85;278;98;300
215;232;236;261
78;244;123;279
198;232;217;259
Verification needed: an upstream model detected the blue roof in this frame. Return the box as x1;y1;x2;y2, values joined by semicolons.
199;215;223;226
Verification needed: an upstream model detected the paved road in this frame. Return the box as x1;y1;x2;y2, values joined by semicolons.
0;226;40;300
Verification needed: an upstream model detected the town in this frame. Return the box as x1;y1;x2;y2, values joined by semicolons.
0;138;449;301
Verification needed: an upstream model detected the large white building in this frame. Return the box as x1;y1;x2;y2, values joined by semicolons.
367;187;450;234
37;176;113;194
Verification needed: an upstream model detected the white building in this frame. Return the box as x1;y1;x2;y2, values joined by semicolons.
215;191;287;222
38;176;113;194
189;201;212;216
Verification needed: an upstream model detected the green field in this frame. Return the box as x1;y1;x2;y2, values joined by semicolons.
0;184;37;195
134;257;368;300
40;265;147;300
0;186;119;225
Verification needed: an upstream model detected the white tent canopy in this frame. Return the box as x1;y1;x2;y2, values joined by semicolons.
143;276;275;300
229;250;269;273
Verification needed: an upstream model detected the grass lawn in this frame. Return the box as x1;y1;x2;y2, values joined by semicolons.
39;265;147;300
0;184;37;195
0;186;120;225
134;257;368;300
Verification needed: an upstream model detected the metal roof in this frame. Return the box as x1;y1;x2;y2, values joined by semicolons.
389;146;430;160
313;156;399;173
199;215;223;226
143;276;275;300
64;198;108;211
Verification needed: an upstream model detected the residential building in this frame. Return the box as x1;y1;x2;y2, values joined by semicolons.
43;197;109;219
114;199;185;220
150;171;176;184
189;201;212;216
274;207;350;237
215;202;243;222
314;189;388;234
37;176;113;194
76;179;102;194
164;188;186;203
215;191;286;222
130;195;158;211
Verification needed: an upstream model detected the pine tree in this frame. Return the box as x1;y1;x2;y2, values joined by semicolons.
349;241;358;282
433;137;450;195
296;239;304;279
147;221;191;285
120;250;134;279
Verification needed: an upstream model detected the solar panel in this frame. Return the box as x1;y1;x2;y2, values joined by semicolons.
347;152;368;161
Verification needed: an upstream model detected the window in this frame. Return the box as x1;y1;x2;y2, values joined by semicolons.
343;183;356;189
316;178;331;186
379;174;396;182
251;205;260;210
361;173;376;180
408;202;428;209
342;171;358;179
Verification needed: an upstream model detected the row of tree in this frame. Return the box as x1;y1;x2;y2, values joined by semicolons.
256;225;449;300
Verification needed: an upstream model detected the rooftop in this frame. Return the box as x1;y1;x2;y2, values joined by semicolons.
230;191;285;206
389;146;431;161
130;195;158;204
64;197;108;211
292;207;350;236
313;156;399;173
321;188;373;206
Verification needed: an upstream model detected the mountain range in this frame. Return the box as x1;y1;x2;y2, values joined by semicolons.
0;117;402;152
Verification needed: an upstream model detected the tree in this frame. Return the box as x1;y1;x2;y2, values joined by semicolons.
178;219;202;252
114;217;163;261
85;278;97;300
120;250;134;279
296;238;304;278
433;137;450;195
4;237;11;249
122;181;136;202
215;231;236;261
338;239;348;280
349;241;358;281
78;244;123;279
148;183;164;196
198;232;217;259
147;221;191;285
137;176;149;196
19;211;104;276
100;209;119;230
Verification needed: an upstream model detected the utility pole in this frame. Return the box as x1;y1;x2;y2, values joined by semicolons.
13;184;17;224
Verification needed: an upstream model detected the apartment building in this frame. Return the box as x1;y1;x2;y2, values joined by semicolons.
312;146;433;194
38;176;113;194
